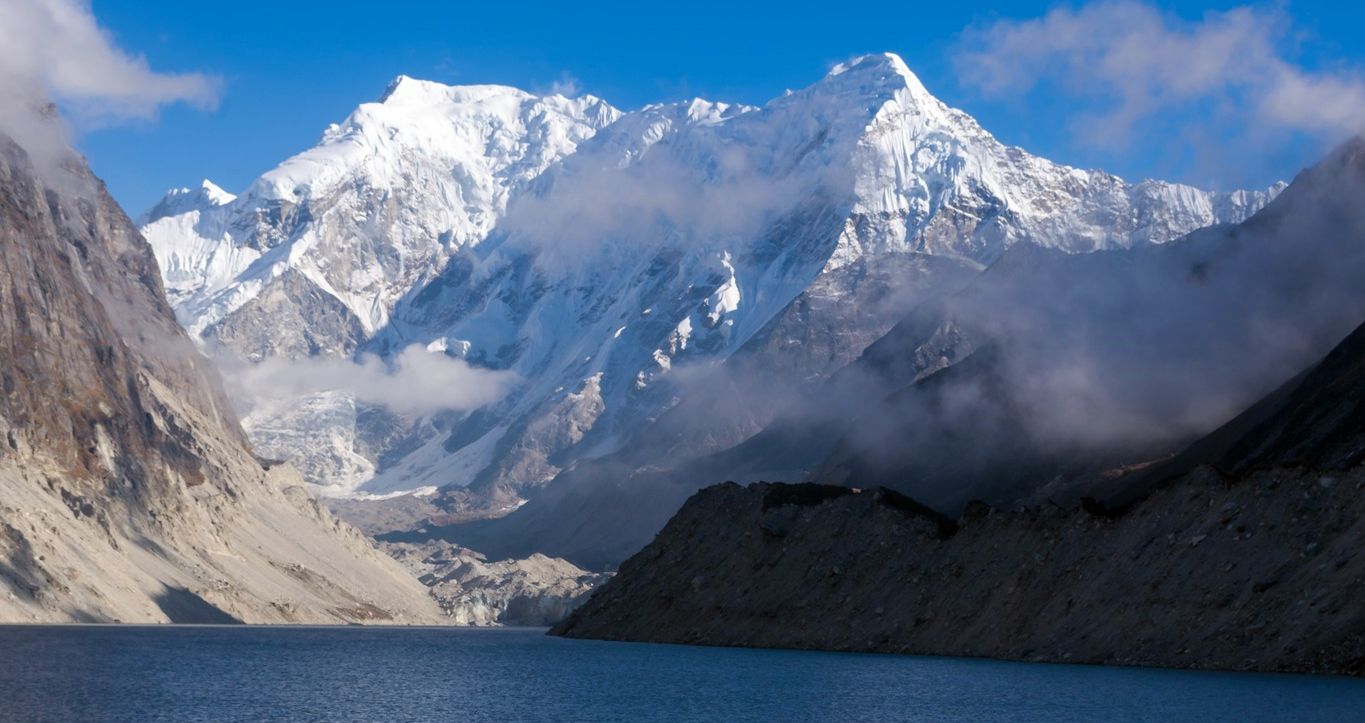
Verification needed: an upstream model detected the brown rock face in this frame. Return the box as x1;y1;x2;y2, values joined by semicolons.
0;133;442;624
0;137;245;490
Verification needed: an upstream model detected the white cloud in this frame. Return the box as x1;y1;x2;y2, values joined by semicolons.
0;0;220;165
0;0;219;119
227;345;517;418
499;132;808;276
956;1;1365;149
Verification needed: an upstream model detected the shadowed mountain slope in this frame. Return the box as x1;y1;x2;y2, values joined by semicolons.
553;316;1365;674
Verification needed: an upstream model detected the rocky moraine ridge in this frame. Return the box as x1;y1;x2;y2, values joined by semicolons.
382;540;607;625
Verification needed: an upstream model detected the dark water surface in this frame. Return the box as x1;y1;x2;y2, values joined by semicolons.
1;625;1362;722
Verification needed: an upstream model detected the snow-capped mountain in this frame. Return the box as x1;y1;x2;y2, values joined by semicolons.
143;53;1280;501
142;78;621;356
140;79;620;493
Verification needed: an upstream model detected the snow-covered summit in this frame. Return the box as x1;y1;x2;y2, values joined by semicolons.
245;76;619;204
782;53;1281;267
822;52;937;108
141;75;622;347
140;179;235;225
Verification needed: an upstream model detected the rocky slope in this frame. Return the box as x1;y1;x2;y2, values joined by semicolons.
553;319;1365;673
144;53;1278;508
554;470;1365;674
0;129;443;624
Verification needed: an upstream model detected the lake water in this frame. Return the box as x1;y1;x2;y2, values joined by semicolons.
1;626;1362;722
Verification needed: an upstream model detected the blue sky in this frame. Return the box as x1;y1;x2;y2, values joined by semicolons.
77;0;1365;213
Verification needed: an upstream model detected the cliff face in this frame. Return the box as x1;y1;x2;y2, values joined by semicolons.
0;139;242;489
552;320;1365;674
0;134;442;623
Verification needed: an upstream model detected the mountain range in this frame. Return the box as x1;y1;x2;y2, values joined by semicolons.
141;53;1282;548
4;45;1360;654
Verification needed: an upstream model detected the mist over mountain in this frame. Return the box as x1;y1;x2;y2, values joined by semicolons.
555;279;1365;674
142;53;1280;526
431;135;1365;569
814;137;1365;511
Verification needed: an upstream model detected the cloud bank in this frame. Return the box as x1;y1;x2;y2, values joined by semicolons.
956;1;1365;151
227;345;517;418
812;137;1365;511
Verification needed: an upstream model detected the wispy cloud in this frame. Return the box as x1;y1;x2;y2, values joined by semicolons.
955;2;1365;151
547;72;583;98
0;0;220;120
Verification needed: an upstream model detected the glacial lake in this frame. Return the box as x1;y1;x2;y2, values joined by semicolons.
1;626;1362;722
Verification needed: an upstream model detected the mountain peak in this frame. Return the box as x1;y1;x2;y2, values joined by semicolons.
772;52;942;131
829;52;911;77
240;75;620;205
825;52;931;98
198;178;236;205
139;178;236;224
377;74;423;103
377;74;533;107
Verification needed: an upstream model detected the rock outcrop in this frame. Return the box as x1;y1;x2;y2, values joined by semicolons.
0;131;443;624
382;541;607;625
